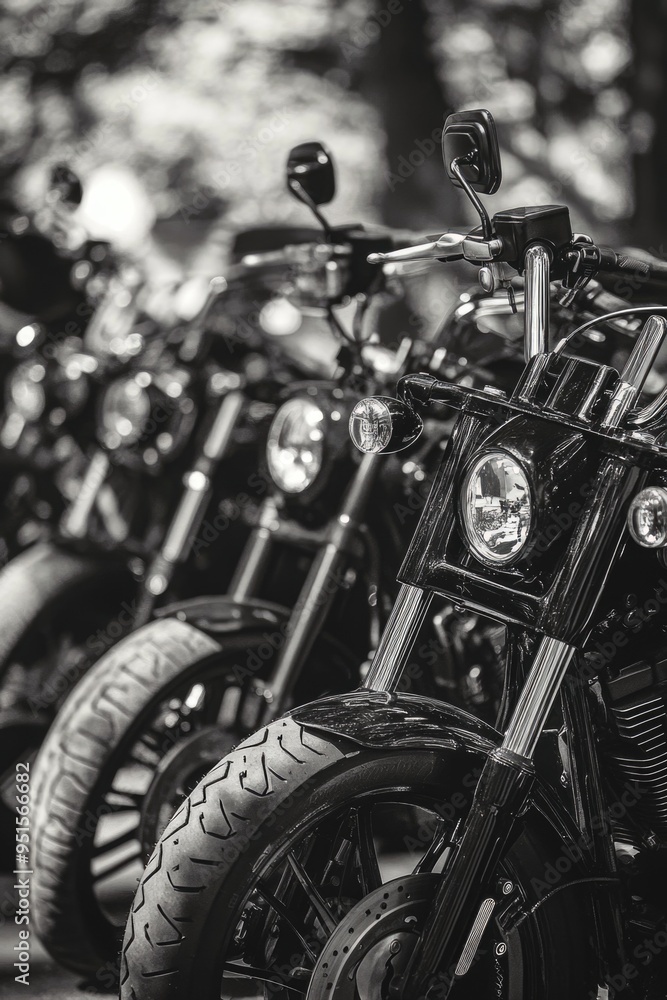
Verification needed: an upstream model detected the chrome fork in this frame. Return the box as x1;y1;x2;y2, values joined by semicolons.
389;243;574;998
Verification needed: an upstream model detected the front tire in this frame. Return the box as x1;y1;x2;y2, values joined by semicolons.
120;716;595;1000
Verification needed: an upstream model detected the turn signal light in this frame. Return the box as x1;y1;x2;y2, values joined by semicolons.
349;396;423;455
627;487;667;548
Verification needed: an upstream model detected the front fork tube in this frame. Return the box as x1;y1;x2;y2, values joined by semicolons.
228;497;281;601
60;449;110;539
243;454;382;730
398;635;576;1000
137;390;246;624
561;672;625;986
362;583;434;692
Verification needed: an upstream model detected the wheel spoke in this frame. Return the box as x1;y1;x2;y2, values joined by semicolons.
92;846;142;882
92;824;139;859
105;790;143;812
136;730;161;752
286;852;338;935
413;817;455;875
130;735;163;766
320;811;367;905
351;806;382;896
127;750;158;770
255;879;318;962
222;962;307;994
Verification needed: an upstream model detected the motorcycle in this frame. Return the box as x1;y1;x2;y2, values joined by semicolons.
27;140;521;983
0;165;118;559
120;109;667;1000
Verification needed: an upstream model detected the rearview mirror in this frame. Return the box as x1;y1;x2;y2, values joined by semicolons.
48;163;83;208
442;109;502;195
287;141;336;207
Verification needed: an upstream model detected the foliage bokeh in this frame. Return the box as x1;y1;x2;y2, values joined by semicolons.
0;0;663;272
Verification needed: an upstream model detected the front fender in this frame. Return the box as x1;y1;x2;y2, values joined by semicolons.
0;542;130;671
291;690;595;875
155;594;293;636
155;596;359;695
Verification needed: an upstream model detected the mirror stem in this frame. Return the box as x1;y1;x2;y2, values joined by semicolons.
288;180;332;239
450;155;493;239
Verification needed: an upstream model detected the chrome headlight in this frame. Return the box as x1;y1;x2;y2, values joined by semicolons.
461;450;533;565
7;363;46;422
267;398;325;493
100;377;151;448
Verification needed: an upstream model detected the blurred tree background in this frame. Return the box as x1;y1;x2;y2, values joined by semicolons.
0;0;664;272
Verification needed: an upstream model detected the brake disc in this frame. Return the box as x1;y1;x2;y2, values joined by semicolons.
307;873;438;1000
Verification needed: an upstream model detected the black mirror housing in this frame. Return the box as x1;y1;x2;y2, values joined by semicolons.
48;163;83;208
443;109;502;195
287;141;336;207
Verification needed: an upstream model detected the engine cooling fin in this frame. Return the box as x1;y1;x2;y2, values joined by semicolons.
603;661;667;839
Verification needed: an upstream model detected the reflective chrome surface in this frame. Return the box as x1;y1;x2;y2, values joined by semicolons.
61;450;110;539
523;244;550;361
627;487;667;548
348;397;392;454
362;584;433;692
620;314;667;391
630;383;667;426
503;635;575;757
460;450;532;565
267;397;325;493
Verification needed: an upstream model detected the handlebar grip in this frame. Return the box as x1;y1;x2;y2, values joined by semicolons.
598;247;667;285
239;249;290;268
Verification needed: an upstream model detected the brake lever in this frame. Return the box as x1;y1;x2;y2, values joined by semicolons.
368;232;503;266
368;233;467;265
240;249;291;268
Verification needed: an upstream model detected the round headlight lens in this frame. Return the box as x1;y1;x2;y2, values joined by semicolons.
7;364;46;422
627;487;667;548
101;377;151;447
267;398;324;493
461;450;533;565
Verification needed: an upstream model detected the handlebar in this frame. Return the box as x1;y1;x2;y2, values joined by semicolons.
241;229;436;272
367;225;667;296
597;247;667;285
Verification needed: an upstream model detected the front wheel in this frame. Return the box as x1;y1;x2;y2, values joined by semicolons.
120;717;595;1000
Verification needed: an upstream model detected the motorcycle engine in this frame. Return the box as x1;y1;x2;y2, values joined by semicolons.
602;659;667;841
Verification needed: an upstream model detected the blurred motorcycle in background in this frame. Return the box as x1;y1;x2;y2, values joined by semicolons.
0;216;347;865
0;165;117;562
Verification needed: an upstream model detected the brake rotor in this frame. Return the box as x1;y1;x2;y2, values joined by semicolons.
307;874;438;1000
139;725;236;853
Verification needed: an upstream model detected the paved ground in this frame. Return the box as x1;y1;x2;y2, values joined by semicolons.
0;876;106;999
